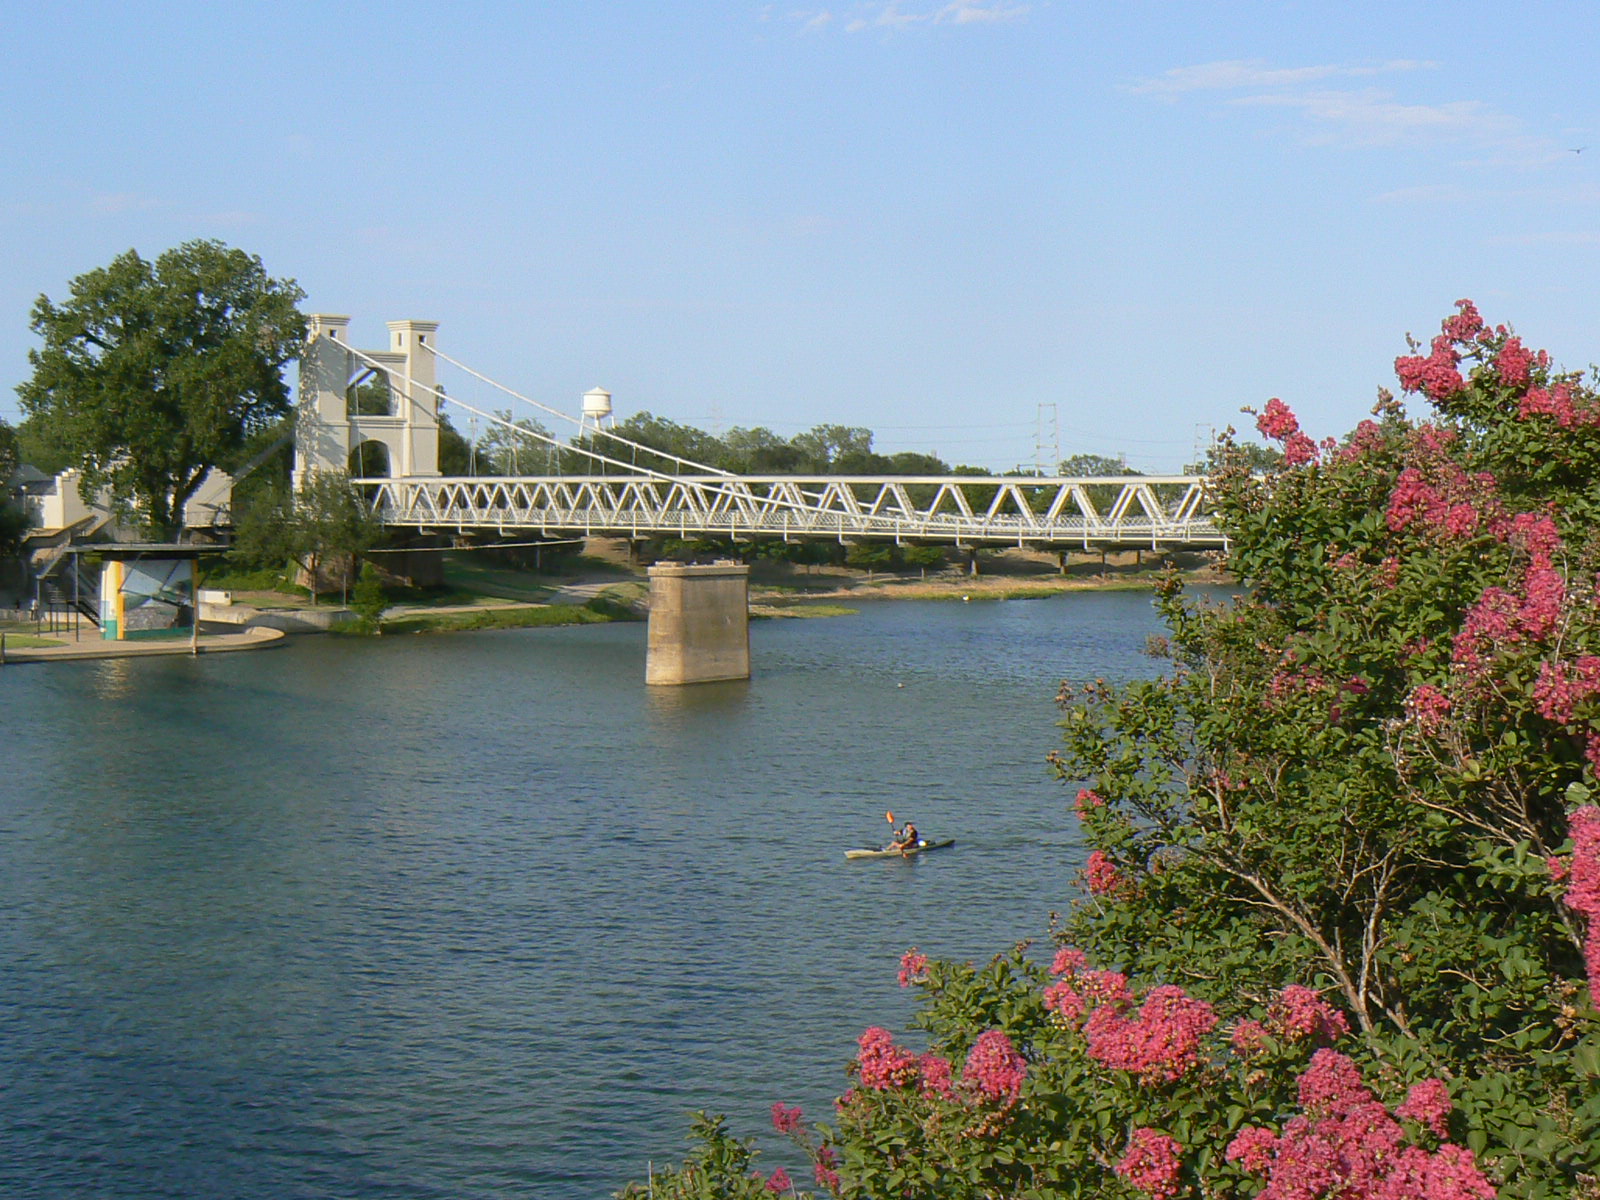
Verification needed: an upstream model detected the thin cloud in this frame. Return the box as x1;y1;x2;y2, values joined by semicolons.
1130;59;1432;97
1133;58;1560;165
91;192;160;216
1234;88;1522;149
1485;230;1600;247
795;1;1027;34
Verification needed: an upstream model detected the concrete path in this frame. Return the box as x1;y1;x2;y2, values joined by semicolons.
0;626;286;665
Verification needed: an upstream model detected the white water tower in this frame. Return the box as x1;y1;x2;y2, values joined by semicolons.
580;387;613;436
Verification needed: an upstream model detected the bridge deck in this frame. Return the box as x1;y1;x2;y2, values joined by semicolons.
360;473;1222;550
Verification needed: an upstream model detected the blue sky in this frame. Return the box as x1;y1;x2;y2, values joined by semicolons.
2;1;1597;472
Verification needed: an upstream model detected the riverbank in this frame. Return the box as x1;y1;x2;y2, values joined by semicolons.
0;625;286;664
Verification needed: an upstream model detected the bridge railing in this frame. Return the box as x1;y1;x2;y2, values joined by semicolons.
356;473;1223;549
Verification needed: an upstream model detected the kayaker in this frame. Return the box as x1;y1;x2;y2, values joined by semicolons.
891;820;920;853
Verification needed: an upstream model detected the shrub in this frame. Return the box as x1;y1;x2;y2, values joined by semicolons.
623;304;1600;1199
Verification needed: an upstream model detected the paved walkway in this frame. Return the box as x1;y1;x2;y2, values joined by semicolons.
0;626;286;665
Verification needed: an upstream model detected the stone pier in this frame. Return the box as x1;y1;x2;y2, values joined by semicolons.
645;562;750;686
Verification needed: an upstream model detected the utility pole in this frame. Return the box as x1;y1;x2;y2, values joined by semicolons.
1035;403;1059;475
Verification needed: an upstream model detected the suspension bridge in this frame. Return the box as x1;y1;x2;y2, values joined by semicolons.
293;314;1222;553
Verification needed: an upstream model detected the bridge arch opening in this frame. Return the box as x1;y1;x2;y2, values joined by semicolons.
350;440;391;479
347;369;396;418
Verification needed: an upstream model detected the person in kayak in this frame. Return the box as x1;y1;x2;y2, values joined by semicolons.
890;820;920;853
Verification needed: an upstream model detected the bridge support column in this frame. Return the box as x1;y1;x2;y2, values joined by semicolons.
646;562;750;686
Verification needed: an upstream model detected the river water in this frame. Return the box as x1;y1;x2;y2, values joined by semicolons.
0;589;1166;1198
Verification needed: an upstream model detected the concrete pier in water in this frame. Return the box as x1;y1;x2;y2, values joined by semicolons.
645;562;750;686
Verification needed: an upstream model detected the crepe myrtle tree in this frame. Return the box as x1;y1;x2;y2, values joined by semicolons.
16;240;306;539
622;304;1600;1200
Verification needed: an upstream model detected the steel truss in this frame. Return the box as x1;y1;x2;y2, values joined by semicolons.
361;473;1221;550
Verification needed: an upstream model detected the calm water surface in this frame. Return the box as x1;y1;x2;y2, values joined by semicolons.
1;590;1166;1198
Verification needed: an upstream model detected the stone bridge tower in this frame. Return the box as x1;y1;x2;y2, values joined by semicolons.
295;315;443;489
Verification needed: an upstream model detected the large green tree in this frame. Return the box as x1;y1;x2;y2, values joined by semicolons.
0;419;28;556
16;240;306;539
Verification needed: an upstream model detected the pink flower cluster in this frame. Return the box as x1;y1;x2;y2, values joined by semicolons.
1404;684;1452;735
1336;419;1388;464
1051;946;1088;976
1395;1078;1453;1139
1075;787;1106;818
813;1144;840;1192
962;1030;1027;1103
1084;984;1218;1083
1565;805;1600;1000
1117;1127;1184;1200
764;1166;791;1193
851;1026;962;1100
771;1102;804;1134
1269;985;1352;1044
1384;428;1500;543
1256;398;1320;466
918;1051;954;1098
1395;335;1466;402
1085;849;1123;895
898;948;929;987
1228;1050;1493;1199
1519;380;1598;427
855;1026;920;1090
1453;513;1569;675
1440;299;1484;343
1494;336;1537;387
1532;657;1600;725
1043;954;1130;1024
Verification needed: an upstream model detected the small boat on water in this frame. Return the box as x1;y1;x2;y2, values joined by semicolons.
844;839;955;860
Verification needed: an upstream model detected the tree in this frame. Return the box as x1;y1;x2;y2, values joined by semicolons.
792;423;874;472
348;561;388;632
1059;452;1137;476
15;240;306;540
627;303;1600;1199
229;471;380;605
475;409;553;475
0;419;28;557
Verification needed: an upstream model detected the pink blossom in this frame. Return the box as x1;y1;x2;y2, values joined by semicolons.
1074;787;1105;818
1085;849;1123;895
1226;1126;1278;1173
1532;657;1600;725
962;1029;1026;1103
1441;299;1484;342
1405;685;1452;735
1565;805;1600;1000
1044;977;1086;1022
1395;337;1465;401
1338;419;1388;463
1078;968;1132;1006
855;1026;919;1090
1283;432;1320;467
765;1166;791;1194
1550;855;1570;883
1231;1018;1269;1056
771;1102;804;1134
1257;397;1302;441
813;1144;840;1192
1495;336;1535;387
1051;946;1087;976
1085;984;1217;1083
898;948;929;987
1396;1077;1453;1138
1268;985;1350;1044
918;1052;954;1098
1116;1128;1184;1200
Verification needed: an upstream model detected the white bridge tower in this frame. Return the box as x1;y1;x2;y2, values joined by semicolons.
295;315;443;489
